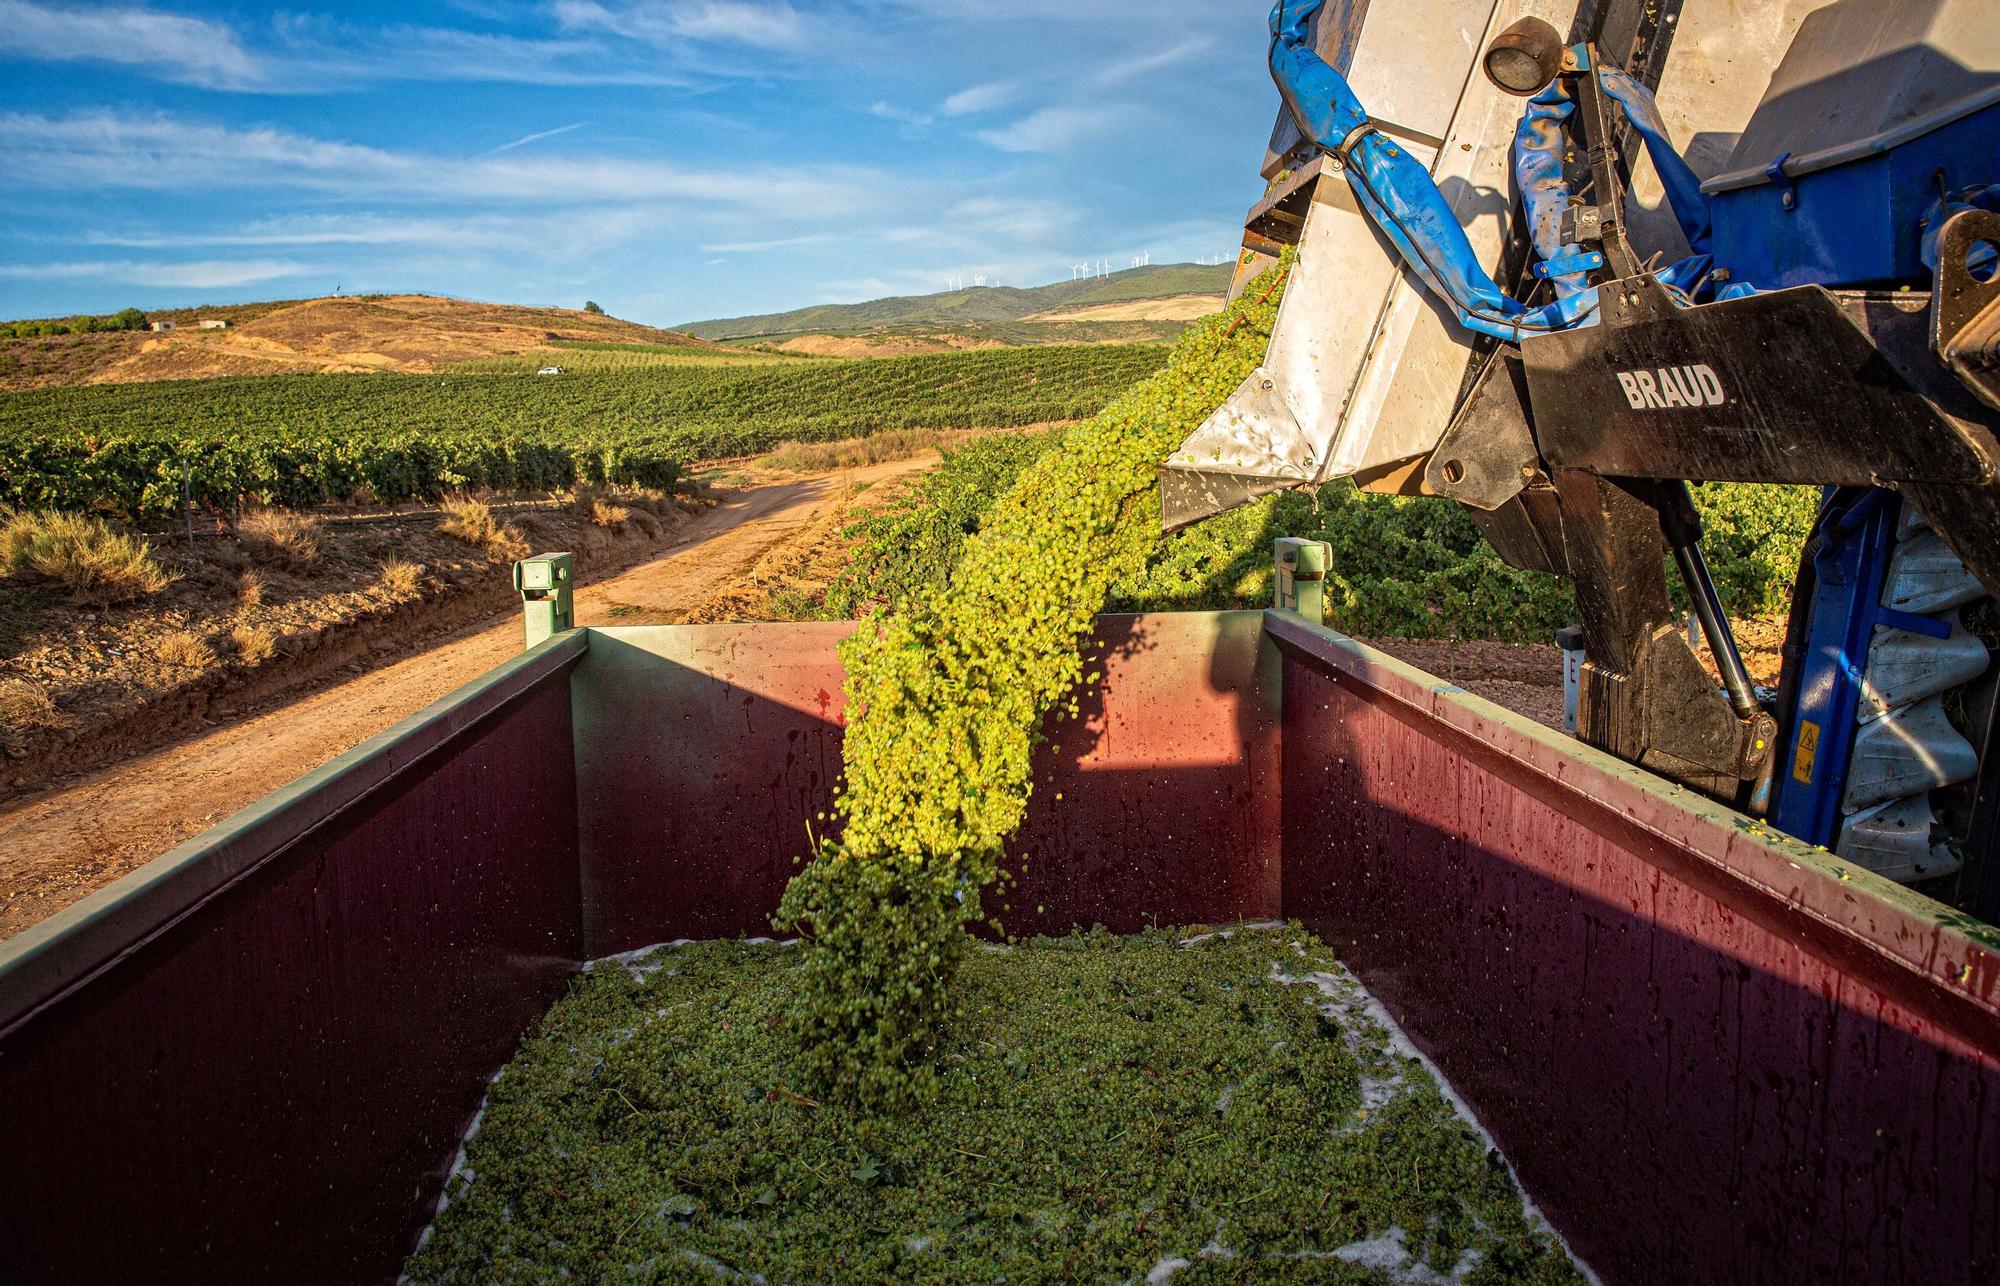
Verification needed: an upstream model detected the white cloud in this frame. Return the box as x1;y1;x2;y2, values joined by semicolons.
921;195;1076;246
812;274;917;303
701;234;834;254
879;0;1218;21
1;112;1106;295
87;211;615;251
304;23;685;88
868;101;933;129
1;111;406;190
0;0;263;90
940;80;1017;117
973;105;1125;155
0;2;696;92
1090;38;1212;87
0;258;306;288
553;0;809;52
0;112;887;215
487;122;590;155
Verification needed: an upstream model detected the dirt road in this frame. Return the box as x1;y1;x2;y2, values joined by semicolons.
0;457;928;941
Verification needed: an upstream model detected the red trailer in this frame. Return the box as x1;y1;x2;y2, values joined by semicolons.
3;610;1995;1283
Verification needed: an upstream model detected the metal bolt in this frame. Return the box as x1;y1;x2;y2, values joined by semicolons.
1780;191;1796;210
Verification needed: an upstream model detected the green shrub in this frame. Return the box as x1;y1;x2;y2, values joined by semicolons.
1688;482;1820;617
847;470;1817;643
0;307;147;339
1111;485;1575;640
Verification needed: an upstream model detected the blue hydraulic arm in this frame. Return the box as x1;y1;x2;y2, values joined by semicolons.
1514;68;1724;301
1267;0;1581;340
1267;1;1729;335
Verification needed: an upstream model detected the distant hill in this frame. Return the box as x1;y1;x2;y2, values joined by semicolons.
679;264;1232;342
0;294;727;391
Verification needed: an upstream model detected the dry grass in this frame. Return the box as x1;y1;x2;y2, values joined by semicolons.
155;629;216;670
0;678;65;732
230;624;276;665
573;487;632;531
238;510;323;570
439;498;525;555
758;428;993;474
377;559;424;599
439;497;501;544
237;569;266;610
616;489;678;538
0;508;175;604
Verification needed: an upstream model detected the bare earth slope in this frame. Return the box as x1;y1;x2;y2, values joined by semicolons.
679;263;1233;341
1022;295;1224;323
0;295;727;390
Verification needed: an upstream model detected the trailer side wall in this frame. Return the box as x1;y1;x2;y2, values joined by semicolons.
571;612;1281;955
1270;611;2000;1286
0;636;587;1284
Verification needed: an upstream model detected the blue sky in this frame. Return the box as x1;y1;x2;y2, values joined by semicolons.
0;1;1276;327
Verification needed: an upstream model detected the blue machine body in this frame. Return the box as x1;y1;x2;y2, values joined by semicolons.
1704;91;1996;846
1260;0;1994;853
1768;493;1956;846
1708;102;2000;290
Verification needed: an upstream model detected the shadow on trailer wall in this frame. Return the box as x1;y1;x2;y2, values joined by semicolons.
1;612;1995;1283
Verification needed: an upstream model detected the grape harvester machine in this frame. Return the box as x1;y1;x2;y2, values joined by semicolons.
1172;0;2000;909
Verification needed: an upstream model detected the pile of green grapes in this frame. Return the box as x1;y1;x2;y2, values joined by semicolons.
775;263;1289;1110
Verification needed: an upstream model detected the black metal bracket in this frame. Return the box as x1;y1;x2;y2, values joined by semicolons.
1568;56;1647;283
1554;472;1775;795
1934;207;2000;413
1428;353;1539;511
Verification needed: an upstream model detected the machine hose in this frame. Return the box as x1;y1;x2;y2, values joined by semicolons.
1268;0;1578;341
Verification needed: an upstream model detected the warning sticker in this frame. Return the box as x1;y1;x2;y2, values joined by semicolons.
1793;721;1821;786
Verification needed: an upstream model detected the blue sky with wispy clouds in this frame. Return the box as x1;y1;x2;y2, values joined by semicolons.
0;1;1276;327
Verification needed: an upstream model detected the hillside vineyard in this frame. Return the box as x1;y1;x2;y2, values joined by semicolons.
0;346;1166;522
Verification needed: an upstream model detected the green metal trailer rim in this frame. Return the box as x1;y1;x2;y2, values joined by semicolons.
1264;608;2000;1044
0;629;591;1039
